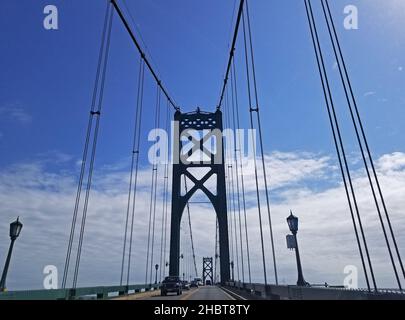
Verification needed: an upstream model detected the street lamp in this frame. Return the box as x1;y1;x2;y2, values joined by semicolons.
154;264;159;285
0;217;23;292
230;261;234;281
286;211;309;287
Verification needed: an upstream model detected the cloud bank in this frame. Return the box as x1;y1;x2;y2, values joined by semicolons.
0;151;404;290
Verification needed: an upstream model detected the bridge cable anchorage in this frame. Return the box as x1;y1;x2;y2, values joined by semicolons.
217;0;245;111
145;84;161;287
241;4;268;286
230;61;245;284
304;0;376;291
245;0;278;285
110;0;180;112
119;57;145;287
183;177;199;279
61;0;112;290
232;57;252;284
322;0;404;287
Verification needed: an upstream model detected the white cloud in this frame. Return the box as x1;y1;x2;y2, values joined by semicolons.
0;103;32;124
364;91;376;97
0;151;404;290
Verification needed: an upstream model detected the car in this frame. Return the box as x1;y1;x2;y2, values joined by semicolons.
194;278;203;286
190;280;198;288
205;279;212;286
181;281;191;290
160;276;183;296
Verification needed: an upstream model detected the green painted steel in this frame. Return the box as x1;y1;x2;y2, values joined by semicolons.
0;284;160;300
225;282;405;300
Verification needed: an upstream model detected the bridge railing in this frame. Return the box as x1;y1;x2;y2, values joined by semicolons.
0;284;160;300
224;281;405;300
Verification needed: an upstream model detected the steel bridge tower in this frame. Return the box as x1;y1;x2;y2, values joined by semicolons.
169;108;230;284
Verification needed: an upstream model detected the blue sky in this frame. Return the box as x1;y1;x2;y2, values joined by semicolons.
0;0;404;291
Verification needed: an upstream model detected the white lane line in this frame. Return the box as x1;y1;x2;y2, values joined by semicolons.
220;286;247;300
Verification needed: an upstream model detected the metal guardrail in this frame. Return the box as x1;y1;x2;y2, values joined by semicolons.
225;282;405;300
0;284;160;300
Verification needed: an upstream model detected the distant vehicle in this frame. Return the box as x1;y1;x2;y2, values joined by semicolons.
205;279;212;286
161;276;182;296
194;277;203;286
181;281;191;290
190;280;198;288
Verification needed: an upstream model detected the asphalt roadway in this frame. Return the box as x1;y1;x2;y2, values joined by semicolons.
141;286;235;300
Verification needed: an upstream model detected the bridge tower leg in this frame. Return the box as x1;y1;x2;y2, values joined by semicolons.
169;108;230;284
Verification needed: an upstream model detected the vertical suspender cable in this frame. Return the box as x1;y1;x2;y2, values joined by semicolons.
232;58;252;284
150;86;161;285
145;85;160;286
159;101;171;282
242;7;268;286
225;88;235;275
72;4;114;289
322;0;404;287
230;66;245;283
225;83;241;281
214;219;219;282
304;0;376;291
62;1;112;289
230;152;240;281
120;57;144;285
245;0;278;285
124;58;145;287
183;177;199;278
162;100;171;279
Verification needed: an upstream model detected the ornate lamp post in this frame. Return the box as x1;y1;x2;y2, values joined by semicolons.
0;217;23;292
230;261;234;281
286;211;309;287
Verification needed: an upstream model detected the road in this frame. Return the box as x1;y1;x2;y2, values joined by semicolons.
139;286;235;300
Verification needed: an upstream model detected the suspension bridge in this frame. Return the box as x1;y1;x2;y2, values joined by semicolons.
0;0;404;300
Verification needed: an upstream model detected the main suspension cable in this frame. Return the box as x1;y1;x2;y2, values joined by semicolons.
217;0;245;110
111;0;180;111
